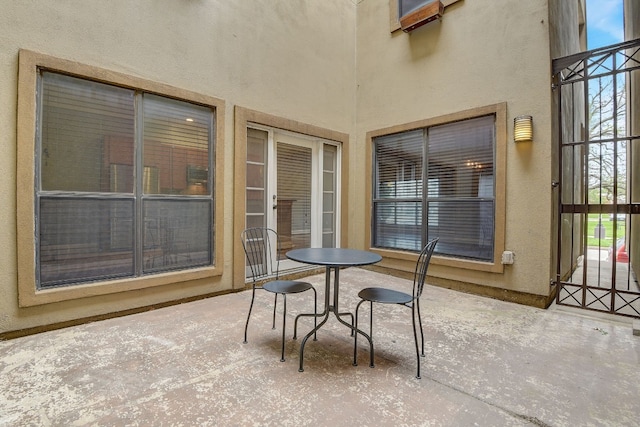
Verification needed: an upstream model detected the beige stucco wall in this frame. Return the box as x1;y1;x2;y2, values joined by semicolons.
0;0;589;335
355;0;555;297
0;0;356;334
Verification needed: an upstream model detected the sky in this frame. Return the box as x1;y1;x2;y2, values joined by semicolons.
586;0;624;49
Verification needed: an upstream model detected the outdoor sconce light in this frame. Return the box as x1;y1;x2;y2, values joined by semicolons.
514;115;533;142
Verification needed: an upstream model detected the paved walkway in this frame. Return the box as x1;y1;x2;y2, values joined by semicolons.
1;268;639;426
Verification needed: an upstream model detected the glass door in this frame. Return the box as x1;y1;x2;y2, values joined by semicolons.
245;126;339;274
274;133;313;252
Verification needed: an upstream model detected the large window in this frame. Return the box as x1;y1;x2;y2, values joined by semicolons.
373;115;495;261
35;71;215;289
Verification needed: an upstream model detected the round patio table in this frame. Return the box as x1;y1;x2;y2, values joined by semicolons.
286;248;382;372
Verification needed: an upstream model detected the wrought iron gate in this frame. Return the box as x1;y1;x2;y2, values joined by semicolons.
553;38;640;318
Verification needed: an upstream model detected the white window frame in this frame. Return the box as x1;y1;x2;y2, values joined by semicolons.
245;124;341;251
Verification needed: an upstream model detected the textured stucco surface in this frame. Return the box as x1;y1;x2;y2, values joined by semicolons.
0;0;596;337
355;0;555;296
1;268;638;426
0;0;355;333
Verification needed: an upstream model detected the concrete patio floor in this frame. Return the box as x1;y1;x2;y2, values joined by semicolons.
1;268;639;426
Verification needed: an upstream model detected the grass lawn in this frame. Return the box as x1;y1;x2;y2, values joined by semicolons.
587;214;626;248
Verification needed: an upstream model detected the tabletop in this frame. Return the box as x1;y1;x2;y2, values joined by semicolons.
286;248;382;267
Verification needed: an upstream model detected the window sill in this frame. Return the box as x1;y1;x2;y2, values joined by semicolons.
371;247;504;273
19;266;222;307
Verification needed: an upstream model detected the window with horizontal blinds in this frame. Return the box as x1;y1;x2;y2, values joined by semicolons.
39;198;135;285
428;116;494;260
36;71;215;289
373;115;495;261
40;72;135;192
143;94;211;195
277;142;312;248
373;129;424;251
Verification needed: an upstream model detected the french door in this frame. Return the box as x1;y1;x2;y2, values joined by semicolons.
245;126;340;272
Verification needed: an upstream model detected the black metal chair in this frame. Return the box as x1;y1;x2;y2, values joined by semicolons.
241;227;317;362
354;238;438;379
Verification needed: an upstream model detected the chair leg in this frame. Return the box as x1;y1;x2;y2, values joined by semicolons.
353;300;364;365
243;287;257;344
354;299;375;367
293;288;318;341
369;301;373;341
411;304;421;379
280;294;287;362
312;287;318;341
416;298;425;357
369;301;375;368
272;293;278;330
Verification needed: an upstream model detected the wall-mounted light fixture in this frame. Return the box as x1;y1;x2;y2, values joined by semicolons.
514;115;533;142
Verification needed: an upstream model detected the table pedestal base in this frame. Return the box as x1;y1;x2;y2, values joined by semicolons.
295;266;374;372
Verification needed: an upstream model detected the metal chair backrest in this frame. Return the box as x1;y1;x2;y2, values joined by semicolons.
241;227;282;283
413;238;439;300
